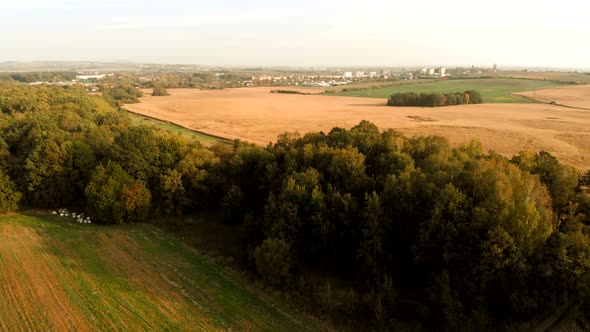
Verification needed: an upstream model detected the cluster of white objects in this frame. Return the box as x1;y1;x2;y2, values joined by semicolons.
51;208;92;224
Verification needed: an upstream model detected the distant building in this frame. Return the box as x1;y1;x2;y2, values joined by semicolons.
343;72;353;78
355;71;365;78
76;74;106;80
428;68;435;75
435;67;446;76
368;71;377;78
420;68;427;74
493;64;497;72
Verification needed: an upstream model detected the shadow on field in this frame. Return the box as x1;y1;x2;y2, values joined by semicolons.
346;103;387;107
150;210;250;268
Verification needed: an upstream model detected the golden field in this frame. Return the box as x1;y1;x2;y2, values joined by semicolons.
125;86;590;169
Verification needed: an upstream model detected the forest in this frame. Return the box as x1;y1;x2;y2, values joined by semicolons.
387;90;483;106
1;84;590;330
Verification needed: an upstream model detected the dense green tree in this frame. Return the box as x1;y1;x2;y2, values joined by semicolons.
544;217;590;296
254;237;293;287
152;85;170;96
387;90;483;107
85;161;151;224
446;93;458;105
0;169;21;213
102;84;143;106
225;142;275;212
220;184;245;223
111;126;161;181
21;135;77;207
512;150;579;221
358;191;384;283
465;90;483;104
176;144;219;208
0;137;12;172
154;169;188;216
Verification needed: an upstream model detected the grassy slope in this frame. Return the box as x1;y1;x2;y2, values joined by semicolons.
0;213;321;331
334;78;571;103
128;112;227;146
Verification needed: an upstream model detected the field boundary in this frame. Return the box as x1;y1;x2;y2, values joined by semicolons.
123;107;233;143
509;93;542;103
512;93;590;111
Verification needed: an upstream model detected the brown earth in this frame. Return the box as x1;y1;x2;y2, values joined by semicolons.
125;87;590;170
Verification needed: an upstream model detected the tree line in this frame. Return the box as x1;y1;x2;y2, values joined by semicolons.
100;71;249;90
0;71;77;84
387;90;483;107
151;85;170;96
101;84;144;106
1;84;590;330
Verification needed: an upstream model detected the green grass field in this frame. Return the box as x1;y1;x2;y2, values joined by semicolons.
0;213;322;331
128;112;228;146
334;78;572;103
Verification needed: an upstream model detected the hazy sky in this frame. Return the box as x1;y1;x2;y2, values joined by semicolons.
0;0;587;68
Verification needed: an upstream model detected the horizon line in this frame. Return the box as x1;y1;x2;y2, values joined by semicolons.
0;60;588;71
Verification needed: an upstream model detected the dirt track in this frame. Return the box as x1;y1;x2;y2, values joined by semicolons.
125;87;590;170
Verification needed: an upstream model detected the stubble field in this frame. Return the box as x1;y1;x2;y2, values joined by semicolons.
124;85;590;170
516;85;590;109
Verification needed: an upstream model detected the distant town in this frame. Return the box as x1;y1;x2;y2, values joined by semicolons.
0;61;511;90
1;61;588;93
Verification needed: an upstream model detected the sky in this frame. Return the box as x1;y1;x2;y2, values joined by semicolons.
0;0;588;68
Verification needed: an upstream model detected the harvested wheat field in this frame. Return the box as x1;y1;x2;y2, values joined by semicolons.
516;84;590;109
125;87;590;169
0;213;321;332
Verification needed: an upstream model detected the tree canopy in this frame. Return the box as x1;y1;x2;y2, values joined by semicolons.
152;85;170;96
387;90;483;107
